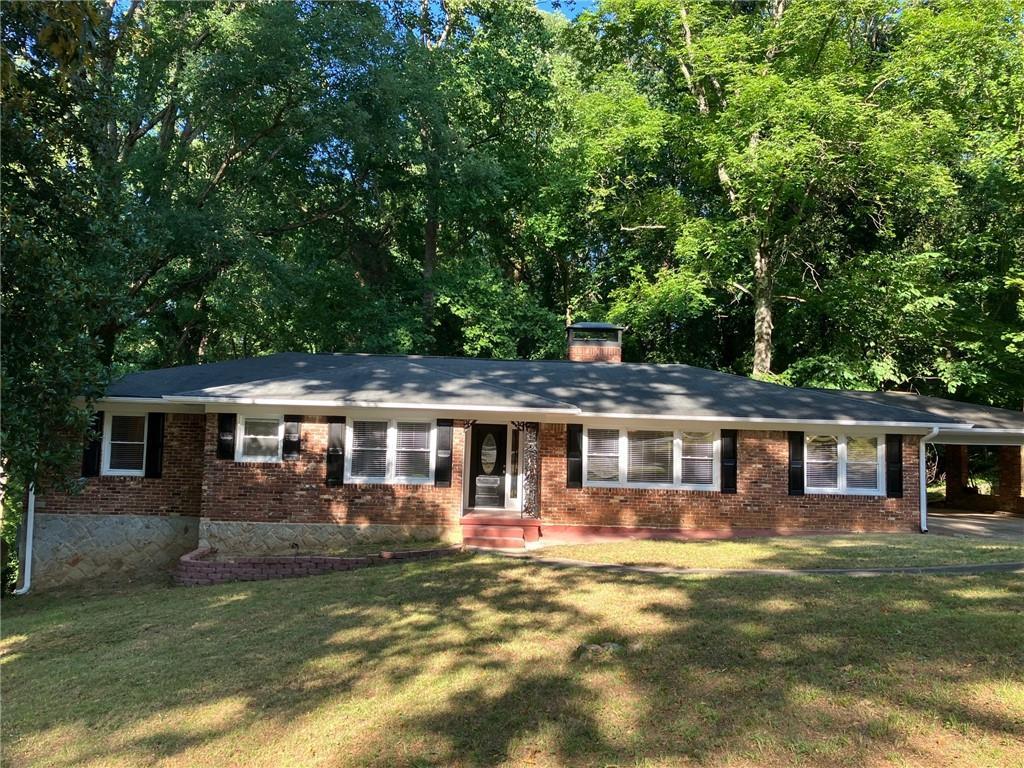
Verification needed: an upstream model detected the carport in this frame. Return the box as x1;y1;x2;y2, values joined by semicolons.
836;391;1024;531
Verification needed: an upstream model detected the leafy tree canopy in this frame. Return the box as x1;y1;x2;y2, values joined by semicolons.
3;0;1022;495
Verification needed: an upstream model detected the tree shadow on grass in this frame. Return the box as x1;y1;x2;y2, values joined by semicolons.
3;555;1023;767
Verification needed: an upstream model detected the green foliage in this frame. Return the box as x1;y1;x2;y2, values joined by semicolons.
3;0;1024;506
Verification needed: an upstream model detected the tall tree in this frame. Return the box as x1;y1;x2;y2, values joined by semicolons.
559;0;1023;399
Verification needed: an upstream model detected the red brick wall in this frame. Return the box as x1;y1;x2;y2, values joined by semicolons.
199;415;466;527
567;343;622;363
37;413;205;517
996;446;1023;512
538;425;921;532
39;414;923;533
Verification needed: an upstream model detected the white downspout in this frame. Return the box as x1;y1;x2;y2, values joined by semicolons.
13;483;35;595
919;428;940;533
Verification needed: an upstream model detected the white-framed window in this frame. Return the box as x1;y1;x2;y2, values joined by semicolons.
236;415;284;462
805;434;883;495
628;429;674;484
346;418;435;484
582;426;719;490
586;428;620;483
102;413;147;476
679;431;715;486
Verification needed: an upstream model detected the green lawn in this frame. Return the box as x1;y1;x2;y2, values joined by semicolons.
3;556;1023;767
540;534;1024;571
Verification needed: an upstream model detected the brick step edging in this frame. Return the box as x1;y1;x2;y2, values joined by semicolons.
173;545;462;587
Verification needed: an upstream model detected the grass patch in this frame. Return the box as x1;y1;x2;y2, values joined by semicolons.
540;534;1024;570
3;556;1023;767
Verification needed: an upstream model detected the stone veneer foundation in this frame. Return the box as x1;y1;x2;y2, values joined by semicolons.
31;512;199;589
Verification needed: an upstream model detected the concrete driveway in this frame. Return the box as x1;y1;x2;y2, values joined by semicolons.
928;511;1024;540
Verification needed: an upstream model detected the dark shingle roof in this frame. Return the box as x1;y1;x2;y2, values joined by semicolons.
106;352;969;426
830;390;1024;431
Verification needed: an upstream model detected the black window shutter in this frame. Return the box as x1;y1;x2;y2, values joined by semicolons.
434;419;453;487
217;413;237;460
326;416;345;486
283;415;302;460
721;429;738;494
144;412;165;478
788;431;805;496
885;434;903;498
566;424;583;488
81;410;104;477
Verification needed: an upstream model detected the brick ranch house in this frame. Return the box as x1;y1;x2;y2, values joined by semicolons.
23;323;1024;589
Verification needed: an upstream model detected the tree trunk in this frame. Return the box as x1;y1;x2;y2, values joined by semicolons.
752;241;774;376
422;212;438;331
96;320;121;367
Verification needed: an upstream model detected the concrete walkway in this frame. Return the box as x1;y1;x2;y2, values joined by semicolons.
928;511;1024;540
496;552;1024;578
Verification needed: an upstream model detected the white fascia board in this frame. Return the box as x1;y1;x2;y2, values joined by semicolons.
161;395;579;416
575;411;963;432
928;428;1024;446
91;397;204;413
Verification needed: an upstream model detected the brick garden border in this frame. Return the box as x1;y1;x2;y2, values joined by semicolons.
173;545;462;587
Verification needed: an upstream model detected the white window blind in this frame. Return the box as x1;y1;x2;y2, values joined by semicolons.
806;435;839;489
241;418;281;459
351;420;388;478
680;432;714;485
586;428;620;482
109;415;146;471
395;421;431;479
846;436;879;490
627;430;673;484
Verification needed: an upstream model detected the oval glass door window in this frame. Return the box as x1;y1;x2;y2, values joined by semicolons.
481;434;498;474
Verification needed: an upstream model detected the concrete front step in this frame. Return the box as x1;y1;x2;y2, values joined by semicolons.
463;536;527;550
461;514;541;543
461;525;532;539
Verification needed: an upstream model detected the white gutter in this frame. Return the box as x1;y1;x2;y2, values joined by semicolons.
577;412;959;430
161;395;580;414
12;482;35;596
155;395;960;431
919;427;940;533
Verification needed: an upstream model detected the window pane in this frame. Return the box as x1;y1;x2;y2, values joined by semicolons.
395;451;430;478
109;442;145;470
111;415;145;443
847;462;878;489
847;437;879;489
680;458;714;485
352;449;387;478
680;432;714;485
108;415;146;470
847;437;877;463
806;435;838;488
241;419;279;458
509;429;520;499
396;422;430;450
244;419;279;438
243;437;279;457
680;432;714;459
587;428;619;482
627;430;673;484
353;421;387;450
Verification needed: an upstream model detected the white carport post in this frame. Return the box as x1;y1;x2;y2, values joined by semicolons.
919;428;940;533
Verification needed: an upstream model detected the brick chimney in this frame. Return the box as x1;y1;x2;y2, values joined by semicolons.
566;322;624;363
